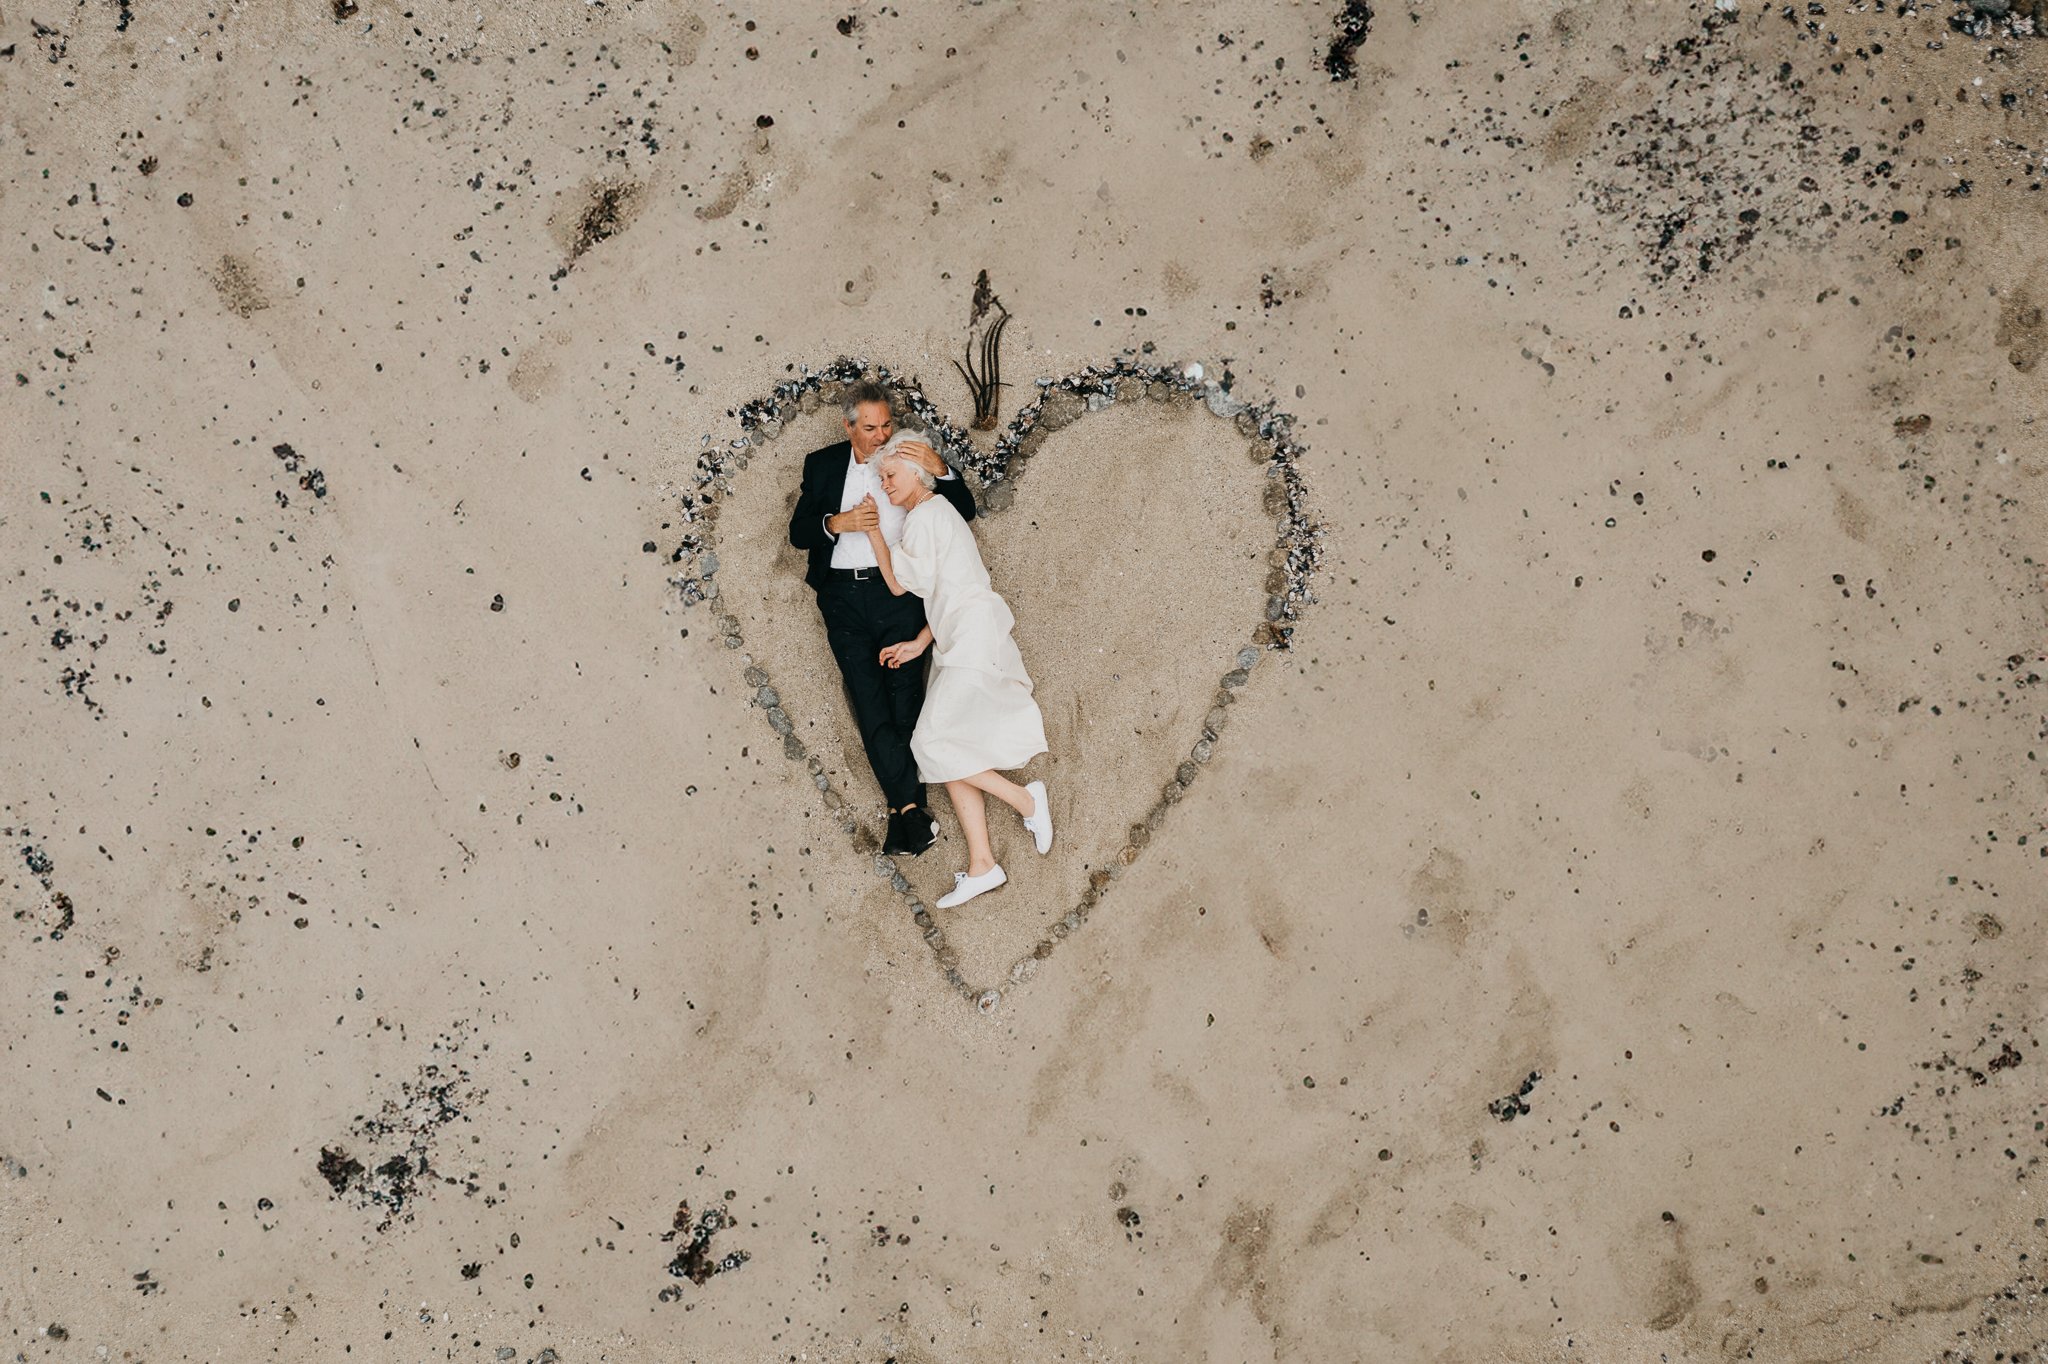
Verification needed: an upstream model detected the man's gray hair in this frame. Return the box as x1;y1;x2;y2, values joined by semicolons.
875;431;938;490
841;380;894;423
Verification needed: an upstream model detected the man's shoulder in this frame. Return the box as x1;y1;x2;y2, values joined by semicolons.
802;439;852;469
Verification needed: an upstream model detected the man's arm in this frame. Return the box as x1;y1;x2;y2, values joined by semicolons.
932;467;977;524
789;455;834;551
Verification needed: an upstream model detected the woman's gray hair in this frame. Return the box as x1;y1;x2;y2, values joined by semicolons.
875;431;938;490
840;379;893;423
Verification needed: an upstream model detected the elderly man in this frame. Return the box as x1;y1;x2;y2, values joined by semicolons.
789;381;977;856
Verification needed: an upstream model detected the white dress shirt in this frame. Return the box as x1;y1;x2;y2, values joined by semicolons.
825;452;955;569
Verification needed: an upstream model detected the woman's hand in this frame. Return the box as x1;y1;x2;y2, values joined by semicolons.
879;634;930;669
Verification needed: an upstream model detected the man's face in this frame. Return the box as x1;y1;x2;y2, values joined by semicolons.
845;401;894;460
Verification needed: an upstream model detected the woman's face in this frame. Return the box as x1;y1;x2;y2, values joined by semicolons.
878;456;924;508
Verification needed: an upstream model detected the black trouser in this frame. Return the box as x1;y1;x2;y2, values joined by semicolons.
816;575;929;811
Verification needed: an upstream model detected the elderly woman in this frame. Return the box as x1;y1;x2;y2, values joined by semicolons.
863;432;1051;909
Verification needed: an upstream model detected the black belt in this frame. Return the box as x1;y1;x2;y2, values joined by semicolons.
823;566;883;582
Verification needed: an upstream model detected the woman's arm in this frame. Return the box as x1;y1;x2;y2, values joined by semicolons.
879;627;932;669
866;527;910;596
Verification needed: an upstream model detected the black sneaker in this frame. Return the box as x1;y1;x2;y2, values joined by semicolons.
899;805;939;856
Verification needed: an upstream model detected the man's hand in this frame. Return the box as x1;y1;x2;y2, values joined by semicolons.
897;441;945;479
828;495;881;535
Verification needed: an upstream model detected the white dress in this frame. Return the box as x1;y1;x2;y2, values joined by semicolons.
889;496;1048;783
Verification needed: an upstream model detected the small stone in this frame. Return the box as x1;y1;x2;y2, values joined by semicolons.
743;666;770;687
1192;739;1213;763
499;1350;517;1361
700;579;720;600
984;485;1016;513
814;772;830;791
799;392;820;413
1040;391;1085;429
1086;391;1114;412
1182;361;1204;382
1206;388;1244;418
1237;647;1261;670
1265;596;1287;622
890;871;910;893
1162;781;1185;805
1128;823;1151;847
757;418;783;439
875;856;897;879
1176;761;1200;786
782;734;805;761
765;706;793;735
1235;411;1260;437
1221;669;1250;689
1118;844;1139;865
755;685;780;708
1146;381;1170;401
1035;939;1055;958
823;789;845;810
698;551;720;576
1205;706;1229;734
724;634;745;650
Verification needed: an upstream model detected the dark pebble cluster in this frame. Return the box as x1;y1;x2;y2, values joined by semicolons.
1487;1069;1543;1122
668;357;1324;1012
315;1025;489;1233
1324;1;1375;82
659;1199;751;1294
1947;0;2046;39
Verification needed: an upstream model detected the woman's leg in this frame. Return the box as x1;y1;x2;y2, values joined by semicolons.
959;768;1034;817
945;780;997;876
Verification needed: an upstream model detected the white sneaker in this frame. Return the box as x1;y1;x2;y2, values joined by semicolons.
1022;780;1053;855
936;864;1007;909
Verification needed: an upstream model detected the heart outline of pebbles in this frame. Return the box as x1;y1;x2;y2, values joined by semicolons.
670;355;1323;1013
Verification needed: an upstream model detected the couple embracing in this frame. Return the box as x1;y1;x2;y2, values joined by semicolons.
788;382;1052;910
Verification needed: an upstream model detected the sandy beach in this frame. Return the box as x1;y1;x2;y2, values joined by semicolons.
2;1;2043;1360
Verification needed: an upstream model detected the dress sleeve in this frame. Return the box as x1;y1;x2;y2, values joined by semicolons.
890;504;942;597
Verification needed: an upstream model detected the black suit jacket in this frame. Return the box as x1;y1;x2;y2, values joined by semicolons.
788;440;978;591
